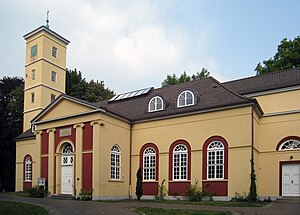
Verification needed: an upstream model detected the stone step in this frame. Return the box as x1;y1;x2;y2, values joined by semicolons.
278;196;300;202
49;194;75;200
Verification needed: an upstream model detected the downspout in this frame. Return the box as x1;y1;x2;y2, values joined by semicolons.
129;123;133;198
251;106;254;165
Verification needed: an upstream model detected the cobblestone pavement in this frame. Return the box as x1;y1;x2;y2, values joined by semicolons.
1;194;300;215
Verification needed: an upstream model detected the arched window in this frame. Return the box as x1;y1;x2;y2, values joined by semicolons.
148;96;163;112
177;90;194;107
173;144;188;180
24;157;32;181
279;139;300;150
62;143;73;165
207;141;224;179
111;145;121;180
143;147;156;180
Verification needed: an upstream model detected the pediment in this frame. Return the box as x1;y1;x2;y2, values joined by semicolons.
34;95;98;123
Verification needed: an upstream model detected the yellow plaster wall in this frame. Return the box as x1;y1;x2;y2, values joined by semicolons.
23;28;68;132
42;35;67;68
15;138;39;191
131;107;253;196
25;31;67;67
93;114;131;198
38;99;95;121
257;112;300;196
255;89;300;114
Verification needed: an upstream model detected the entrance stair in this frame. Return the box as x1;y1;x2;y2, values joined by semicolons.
279;196;300;202
49;194;75;200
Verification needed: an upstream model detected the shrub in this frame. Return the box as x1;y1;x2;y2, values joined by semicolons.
136;167;143;200
187;180;213;201
155;179;167;200
230;192;249;202
79;188;93;200
29;186;48;198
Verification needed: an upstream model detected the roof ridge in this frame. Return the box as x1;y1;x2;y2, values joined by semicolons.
209;77;254;101
223;67;299;84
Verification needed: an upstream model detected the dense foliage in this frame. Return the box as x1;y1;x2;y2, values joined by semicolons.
255;36;300;74
0;77;24;191
161;68;210;86
66;68;115;102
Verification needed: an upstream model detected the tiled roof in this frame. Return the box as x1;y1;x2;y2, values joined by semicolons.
94;77;254;122
15;128;34;141
18;68;300;140
223;68;300;95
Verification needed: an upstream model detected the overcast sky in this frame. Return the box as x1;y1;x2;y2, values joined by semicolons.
0;0;299;93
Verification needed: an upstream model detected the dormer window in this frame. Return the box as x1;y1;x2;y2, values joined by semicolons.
148;96;163;112
177;90;194;107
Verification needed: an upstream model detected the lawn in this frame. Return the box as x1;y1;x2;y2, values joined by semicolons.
0;201;49;215
102;199;268;208
140;199;268;207
6;191;31;197
135;207;232;215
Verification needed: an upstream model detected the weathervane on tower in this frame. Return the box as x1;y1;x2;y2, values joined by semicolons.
46;10;49;28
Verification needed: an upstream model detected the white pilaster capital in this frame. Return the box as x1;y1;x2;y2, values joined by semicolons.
34;130;43;135
46;128;56;134
90;120;105;127
73;123;85;129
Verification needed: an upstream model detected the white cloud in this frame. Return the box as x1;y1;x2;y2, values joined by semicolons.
0;0;219;93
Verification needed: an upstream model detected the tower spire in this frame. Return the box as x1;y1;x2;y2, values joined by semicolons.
46;10;49;28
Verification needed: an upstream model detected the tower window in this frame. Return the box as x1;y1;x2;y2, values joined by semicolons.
52;47;57;58
30;44;38;60
31;69;35;80
51;71;57;82
51;94;56;102
31;92;35;103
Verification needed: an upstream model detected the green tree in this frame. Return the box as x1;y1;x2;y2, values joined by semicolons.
191;68;210;81
255;36;300;74
0;77;24;191
66;69;115;102
136;167;143;200
161;68;210;86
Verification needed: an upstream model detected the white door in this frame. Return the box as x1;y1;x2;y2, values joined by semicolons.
61;155;73;194
282;163;300;196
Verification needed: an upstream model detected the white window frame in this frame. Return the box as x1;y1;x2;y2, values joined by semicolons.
207;141;224;180
61;143;73;166
30;44;38;58
111;145;121;180
51;94;56;102
148;96;163;112
31;69;35;80
177;90;194;107
279;139;300;150
51;71;57;82
31;92;35;103
25;157;32;181
143;147;156;181
173;144;188;180
52;46;58;58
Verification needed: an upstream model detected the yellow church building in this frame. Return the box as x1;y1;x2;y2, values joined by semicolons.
15;24;300;201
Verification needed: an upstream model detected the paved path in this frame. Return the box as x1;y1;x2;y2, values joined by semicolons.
0;194;299;215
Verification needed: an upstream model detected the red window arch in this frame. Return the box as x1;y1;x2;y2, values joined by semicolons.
202;136;228;196
169;140;191;181
139;143;159;195
23;154;33;191
168;140;191;196
276;136;300;151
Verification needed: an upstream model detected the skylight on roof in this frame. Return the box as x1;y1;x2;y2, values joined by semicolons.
109;87;153;102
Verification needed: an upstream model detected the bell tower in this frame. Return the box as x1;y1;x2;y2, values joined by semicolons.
23;20;69;131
